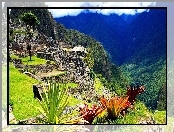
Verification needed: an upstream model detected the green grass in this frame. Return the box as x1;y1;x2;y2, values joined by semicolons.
9;63;82;121
10;54;47;65
9;63;41;120
11;54;56;66
22;56;47;65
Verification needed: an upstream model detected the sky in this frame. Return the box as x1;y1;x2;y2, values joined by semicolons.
2;2;156;17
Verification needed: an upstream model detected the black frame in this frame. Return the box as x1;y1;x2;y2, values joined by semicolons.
7;6;167;125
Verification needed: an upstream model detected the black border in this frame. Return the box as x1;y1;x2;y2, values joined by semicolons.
7;6;167;126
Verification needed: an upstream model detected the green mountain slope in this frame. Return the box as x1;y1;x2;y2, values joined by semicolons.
9;8;128;88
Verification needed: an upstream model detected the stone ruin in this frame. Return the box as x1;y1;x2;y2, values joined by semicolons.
9;18;99;103
36;47;58;61
32;43;98;103
52;45;94;87
9;19;57;58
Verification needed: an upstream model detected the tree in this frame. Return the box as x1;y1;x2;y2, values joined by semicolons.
20;12;39;61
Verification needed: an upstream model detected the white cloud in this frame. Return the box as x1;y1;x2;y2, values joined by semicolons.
45;2;156;18
3;2;156;17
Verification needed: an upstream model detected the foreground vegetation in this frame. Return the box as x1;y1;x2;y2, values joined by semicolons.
9;57;82;121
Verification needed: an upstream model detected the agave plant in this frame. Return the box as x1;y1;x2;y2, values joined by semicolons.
35;82;87;124
100;95;131;120
79;103;103;124
35;82;70;124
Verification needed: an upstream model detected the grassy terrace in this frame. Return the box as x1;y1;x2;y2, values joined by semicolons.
11;55;48;65
22;56;48;65
9;55;83;121
10;63;41;120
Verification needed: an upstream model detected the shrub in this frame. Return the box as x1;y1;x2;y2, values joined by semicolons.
100;95;131;120
126;85;145;104
99;85;145;121
79;103;103;124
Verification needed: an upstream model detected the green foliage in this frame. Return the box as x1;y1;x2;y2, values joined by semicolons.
20;12;39;61
94;78;104;95
89;69;95;80
109;101;152;124
121;58;166;110
35;83;69;124
20;12;40;31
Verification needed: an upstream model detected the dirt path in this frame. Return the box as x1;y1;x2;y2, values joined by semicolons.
37;70;65;78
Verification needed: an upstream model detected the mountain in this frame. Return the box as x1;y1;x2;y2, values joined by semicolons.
54;9;166;109
121;9;166;109
8;7;128;87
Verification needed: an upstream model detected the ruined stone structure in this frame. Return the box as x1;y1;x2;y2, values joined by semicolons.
35;44;98;102
9;18;99;104
53;45;93;88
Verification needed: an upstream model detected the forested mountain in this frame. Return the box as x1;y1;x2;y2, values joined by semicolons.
55;12;124;65
121;9;166;109
55;9;167;109
55;9;166;66
9;7;128;88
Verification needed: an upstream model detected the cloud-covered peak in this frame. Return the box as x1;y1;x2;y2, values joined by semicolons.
45;2;156;18
2;2;156;17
